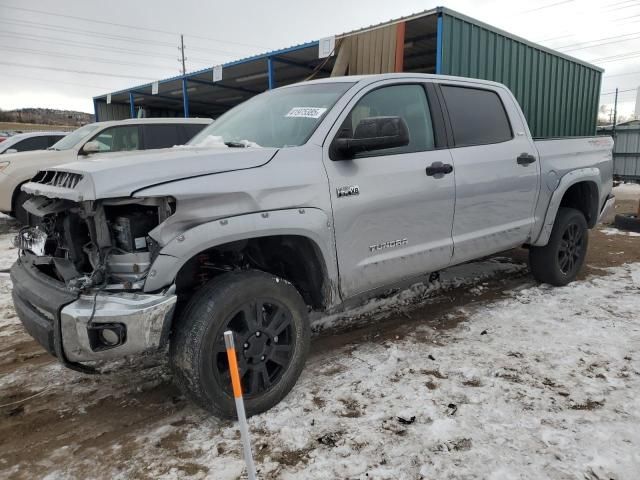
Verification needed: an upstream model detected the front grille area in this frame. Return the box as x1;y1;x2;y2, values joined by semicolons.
32;170;83;189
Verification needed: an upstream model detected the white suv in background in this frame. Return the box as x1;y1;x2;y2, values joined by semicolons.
0;117;212;223
0;131;68;155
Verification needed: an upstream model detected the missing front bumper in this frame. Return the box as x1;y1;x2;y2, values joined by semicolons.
11;255;177;365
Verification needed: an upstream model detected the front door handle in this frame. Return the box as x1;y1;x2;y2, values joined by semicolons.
517;153;536;165
426;162;454;177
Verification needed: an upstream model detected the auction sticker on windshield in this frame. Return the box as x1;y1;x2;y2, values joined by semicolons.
285;107;327;119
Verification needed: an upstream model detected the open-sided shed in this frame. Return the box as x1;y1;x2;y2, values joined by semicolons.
94;7;603;138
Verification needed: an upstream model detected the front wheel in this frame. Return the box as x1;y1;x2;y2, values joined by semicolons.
529;207;589;286
170;270;310;418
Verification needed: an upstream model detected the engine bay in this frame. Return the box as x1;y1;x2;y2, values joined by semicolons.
17;196;174;292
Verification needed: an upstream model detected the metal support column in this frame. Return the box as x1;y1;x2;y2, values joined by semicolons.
129;92;135;118
435;12;443;75
182;78;190;118
93;99;100;122
267;57;276;90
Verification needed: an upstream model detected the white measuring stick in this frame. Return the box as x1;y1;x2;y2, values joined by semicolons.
224;330;257;480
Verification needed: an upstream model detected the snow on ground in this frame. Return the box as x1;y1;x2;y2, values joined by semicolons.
28;262;633;480
1;213;639;479
613;183;640;201
600;227;640;238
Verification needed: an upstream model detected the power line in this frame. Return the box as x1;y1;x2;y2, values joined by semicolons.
0;45;177;71
0;60;157;80
524;0;574;13
0;73;111;91
0;18;178;48
600;88;637;95
0;4;267;50
0;32;179;61
0;17;250;58
556;33;640;52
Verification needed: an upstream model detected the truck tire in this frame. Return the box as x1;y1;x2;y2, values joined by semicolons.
170;270;310;418
529;207;588;286
614;213;640;233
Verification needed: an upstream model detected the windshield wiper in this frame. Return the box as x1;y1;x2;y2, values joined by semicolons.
224;141;248;148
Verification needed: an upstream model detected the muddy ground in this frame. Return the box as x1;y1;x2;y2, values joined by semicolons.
0;192;638;479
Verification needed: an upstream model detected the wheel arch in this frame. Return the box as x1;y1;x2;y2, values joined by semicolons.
532;168;600;246
144;208;339;310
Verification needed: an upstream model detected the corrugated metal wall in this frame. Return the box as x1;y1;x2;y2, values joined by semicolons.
439;12;602;138
599;127;640;181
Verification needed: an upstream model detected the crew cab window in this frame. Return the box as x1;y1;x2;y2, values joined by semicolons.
90;126;140;152
142;124;181;150
47;135;65;147
12;136;49;152
141;124;207;149
441;86;513;147
337;84;435;157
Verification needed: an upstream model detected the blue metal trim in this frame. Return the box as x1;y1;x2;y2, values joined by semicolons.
129;92;135;118
94;40;319;100
93;99;100;122
267;57;275;90
182;78;190;117
271;56;317;72
188;78;259;94
435;12;443;75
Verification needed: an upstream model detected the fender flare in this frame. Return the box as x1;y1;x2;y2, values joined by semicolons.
143;208;338;297
531;167;600;246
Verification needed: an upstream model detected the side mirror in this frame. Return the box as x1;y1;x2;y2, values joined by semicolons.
81;140;101;155
333;116;410;159
5;148;17;154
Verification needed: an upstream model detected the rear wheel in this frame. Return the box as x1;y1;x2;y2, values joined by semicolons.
170;270;310;418
529;207;588;286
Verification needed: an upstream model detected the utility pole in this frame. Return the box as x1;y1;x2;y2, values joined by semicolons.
612;87;618;137
179;34;186;75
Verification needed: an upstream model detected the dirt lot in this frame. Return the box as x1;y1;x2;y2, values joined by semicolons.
0;186;638;479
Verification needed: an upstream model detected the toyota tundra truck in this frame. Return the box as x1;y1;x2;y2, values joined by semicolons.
11;73;615;418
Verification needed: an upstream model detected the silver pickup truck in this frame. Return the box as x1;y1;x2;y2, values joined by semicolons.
11;73;614;417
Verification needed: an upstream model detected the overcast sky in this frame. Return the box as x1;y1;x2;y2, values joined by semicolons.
0;0;638;119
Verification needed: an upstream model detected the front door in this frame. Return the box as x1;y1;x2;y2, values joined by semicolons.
322;82;456;299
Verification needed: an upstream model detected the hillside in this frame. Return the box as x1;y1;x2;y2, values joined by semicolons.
0;108;94;127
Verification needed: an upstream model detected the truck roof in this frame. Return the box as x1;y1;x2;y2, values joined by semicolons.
292;72;508;90
83;117;213;128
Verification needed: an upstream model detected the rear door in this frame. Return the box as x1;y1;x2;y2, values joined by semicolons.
322;80;456;299
439;83;539;263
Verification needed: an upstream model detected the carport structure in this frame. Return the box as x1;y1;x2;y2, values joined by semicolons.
94;6;602;138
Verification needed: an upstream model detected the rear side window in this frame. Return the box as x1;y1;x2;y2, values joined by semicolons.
441;86;512;147
13;136;49;152
142;124;182;149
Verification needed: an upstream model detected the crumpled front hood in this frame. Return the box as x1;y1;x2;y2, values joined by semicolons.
22;146;278;201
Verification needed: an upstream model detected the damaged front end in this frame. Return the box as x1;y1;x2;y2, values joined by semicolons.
11;181;177;367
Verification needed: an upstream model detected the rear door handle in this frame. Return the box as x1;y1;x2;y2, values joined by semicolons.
517;153;536;165
426;162;454;177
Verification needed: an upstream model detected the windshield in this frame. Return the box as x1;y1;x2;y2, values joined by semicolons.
189;82;354;148
50;124;101;151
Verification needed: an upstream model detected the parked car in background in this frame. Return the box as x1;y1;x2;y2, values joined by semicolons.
11;74;614;417
0;131;67;155
0;117;212;223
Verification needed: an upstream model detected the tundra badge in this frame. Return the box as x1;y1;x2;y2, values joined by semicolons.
336;185;360;198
